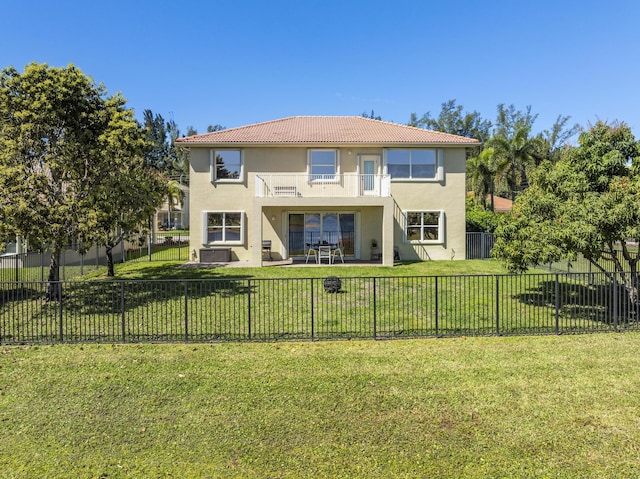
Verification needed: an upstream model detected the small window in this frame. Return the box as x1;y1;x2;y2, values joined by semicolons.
386;149;439;180
308;149;339;181
211;150;243;182
404;211;443;243
203;211;244;244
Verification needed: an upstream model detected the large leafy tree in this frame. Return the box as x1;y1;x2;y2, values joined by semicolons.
142;109;173;172
88;103;167;276
493;121;640;302
0;63;165;292
409;99;492;143
362;110;382;120
540;114;580;164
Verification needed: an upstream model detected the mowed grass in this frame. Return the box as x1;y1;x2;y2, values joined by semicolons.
93;258;514;281
3;259;630;344
2;335;640;478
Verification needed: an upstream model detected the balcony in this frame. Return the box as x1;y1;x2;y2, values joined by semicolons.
255;174;391;198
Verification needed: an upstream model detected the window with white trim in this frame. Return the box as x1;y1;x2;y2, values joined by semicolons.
404;211;444;243
210;149;243;182
308;149;339;181
385;149;441;180
202;211;244;244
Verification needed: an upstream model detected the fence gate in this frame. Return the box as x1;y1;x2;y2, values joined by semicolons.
466;232;495;260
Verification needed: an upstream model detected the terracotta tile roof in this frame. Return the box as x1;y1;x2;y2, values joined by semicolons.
467;192;513;212
175;116;480;146
492;195;513;212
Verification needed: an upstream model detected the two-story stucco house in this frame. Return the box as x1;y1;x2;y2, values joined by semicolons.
176;116;479;266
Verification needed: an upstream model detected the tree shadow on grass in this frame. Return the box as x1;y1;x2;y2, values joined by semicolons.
61;278;255;317
110;263;258;281
514;278;638;325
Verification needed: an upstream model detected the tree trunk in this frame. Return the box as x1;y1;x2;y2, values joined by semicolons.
46;247;62;302
106;245;115;277
489;186;495;213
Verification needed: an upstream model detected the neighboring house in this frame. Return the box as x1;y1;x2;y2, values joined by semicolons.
176;116;479;266
155;183;189;231
467;192;514;213
2;236;26;255
491;195;513;213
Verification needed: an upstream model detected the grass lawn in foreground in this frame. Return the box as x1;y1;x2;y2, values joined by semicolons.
1;334;640;478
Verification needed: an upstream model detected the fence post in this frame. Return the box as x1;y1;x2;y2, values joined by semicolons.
555;274;560;334
147;235;152;262
613;274;618;332
247;279;252;340
373;277;377;339
434;276;439;337
310;278;315;341
14;254;19;282
58;282;64;342
481;233;487;260
121;282;126;342
495;276;500;335
184;281;189;342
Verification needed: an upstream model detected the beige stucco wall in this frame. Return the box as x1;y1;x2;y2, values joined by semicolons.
188;145;466;264
257;203;389;262
390;148;467;261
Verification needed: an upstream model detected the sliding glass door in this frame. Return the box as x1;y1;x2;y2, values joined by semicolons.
288;213;355;256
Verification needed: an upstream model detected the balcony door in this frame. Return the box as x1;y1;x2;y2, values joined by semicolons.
360;155;380;196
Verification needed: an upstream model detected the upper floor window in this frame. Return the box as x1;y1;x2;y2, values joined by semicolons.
211;149;243;182
308;149;339;181
385;149;441;180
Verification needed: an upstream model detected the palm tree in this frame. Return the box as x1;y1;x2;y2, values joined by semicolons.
166;179;185;229
467;147;509;212
487;125;545;199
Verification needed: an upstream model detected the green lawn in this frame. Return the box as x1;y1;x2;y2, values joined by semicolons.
2;335;640;478
102;258;514;281
2;259;633;344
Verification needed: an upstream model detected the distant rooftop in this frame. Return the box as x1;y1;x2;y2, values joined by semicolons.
175;116;480;146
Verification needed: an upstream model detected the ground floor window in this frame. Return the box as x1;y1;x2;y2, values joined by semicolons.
404;211;444;243
288;212;355;255
202;211;244;244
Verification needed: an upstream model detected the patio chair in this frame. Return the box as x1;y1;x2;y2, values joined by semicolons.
262;240;273;260
305;243;317;264
331;240;344;264
318;244;332;264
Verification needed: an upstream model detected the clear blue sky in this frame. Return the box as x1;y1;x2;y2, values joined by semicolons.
2;0;639;139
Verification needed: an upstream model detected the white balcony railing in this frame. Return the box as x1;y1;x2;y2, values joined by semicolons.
255;174;391;198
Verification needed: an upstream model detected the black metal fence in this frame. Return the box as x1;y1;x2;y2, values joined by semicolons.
0;233;190;282
466;232;495;259
0;249;105;282
465;233;630;275
1;271;638;344
124;232;190;263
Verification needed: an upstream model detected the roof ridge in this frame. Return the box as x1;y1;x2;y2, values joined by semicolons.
176;116;480;144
